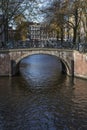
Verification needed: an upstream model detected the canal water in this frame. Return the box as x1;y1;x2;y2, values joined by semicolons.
0;54;87;130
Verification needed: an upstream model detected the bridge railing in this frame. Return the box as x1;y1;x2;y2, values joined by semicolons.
0;40;87;52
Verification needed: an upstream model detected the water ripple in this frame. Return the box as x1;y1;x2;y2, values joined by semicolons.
0;55;87;130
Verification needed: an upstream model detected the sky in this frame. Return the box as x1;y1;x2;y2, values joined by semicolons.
23;0;51;23
35;0;51;22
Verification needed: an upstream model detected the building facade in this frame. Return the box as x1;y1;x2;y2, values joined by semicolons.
29;23;57;42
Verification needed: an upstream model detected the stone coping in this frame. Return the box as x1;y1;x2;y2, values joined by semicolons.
0;48;74;53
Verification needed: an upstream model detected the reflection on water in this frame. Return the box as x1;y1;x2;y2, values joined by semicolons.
20;54;63;90
0;54;87;130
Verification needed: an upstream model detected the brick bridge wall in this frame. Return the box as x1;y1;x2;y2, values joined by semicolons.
0;51;11;76
74;51;87;79
0;48;87;79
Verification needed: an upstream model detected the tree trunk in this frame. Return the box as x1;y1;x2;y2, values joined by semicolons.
73;8;78;45
56;30;59;41
73;27;77;44
61;28;64;45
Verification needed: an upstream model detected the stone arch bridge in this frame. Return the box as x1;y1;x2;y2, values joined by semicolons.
0;48;87;79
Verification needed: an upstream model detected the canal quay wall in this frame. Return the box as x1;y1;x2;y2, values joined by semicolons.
74;51;87;79
0;48;87;79
0;51;11;76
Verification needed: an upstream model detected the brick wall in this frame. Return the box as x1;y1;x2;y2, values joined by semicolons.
0;53;11;76
74;51;87;79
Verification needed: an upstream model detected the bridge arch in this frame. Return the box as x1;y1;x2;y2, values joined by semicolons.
12;51;71;76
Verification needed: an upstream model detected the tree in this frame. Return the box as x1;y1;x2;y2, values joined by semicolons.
41;0;87;46
41;0;67;43
14;14;28;41
0;0;25;43
0;0;40;45
79;0;87;43
14;21;28;41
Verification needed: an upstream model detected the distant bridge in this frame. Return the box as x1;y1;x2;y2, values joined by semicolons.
0;48;87;79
